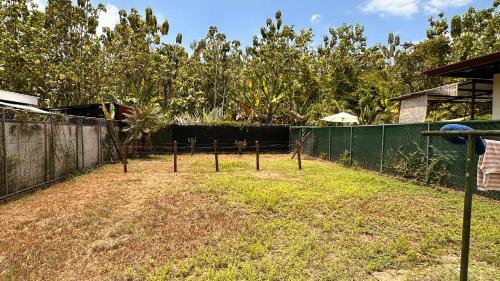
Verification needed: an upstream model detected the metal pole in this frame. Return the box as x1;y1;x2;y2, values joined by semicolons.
380;125;385;173
460;135;475;281
426;123;430;169
44;122;48;182
97;120;101;163
76;119;79;170
349;126;353;166
80;118;84;169
311;128;315;157
328;127;332;161
50;115;55;179
1;108;7;196
256;141;260;171
173;140;177;173
296;140;302;170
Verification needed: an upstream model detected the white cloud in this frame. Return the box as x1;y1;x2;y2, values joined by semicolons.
360;0;472;17
361;0;419;17
32;0;47;11
98;3;120;35
423;0;472;14
310;14;322;24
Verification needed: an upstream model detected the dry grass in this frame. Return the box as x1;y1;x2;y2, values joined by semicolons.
0;154;498;280
0;155;245;280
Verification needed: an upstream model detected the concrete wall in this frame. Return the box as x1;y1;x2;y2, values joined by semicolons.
0;119;117;198
398;95;428;124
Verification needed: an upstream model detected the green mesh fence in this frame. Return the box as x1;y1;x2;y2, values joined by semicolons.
383;123;429;174
352;126;383;170
312;127;330;159
330;127;351;161
291;121;500;200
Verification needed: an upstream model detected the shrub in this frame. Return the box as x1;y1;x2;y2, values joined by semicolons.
388;143;451;185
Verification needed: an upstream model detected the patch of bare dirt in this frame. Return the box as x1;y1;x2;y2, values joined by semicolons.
0;155;245;280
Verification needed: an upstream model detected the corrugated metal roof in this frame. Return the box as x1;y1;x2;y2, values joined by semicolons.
0;101;49;114
0;89;39;106
423;51;500;78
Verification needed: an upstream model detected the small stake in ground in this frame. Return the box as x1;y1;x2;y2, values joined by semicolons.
296;140;302;170
122;145;128;173
256;141;260;171
173;140;177;173
214;139;219;172
189;137;196;156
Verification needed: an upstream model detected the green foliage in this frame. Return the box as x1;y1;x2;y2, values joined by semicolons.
389;144;451;185
121;81;169;144
338;150;359;168
0;1;498;124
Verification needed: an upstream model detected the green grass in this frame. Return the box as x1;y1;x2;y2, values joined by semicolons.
148;155;499;280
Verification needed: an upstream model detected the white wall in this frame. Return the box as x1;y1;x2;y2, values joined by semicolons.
1;121;116;197
398;95;428;123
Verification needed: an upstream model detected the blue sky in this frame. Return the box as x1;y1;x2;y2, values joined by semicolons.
36;0;492;49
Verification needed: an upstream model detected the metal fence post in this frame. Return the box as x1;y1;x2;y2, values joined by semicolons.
1;108;7;196
380;125;385;173
44;121;48;182
97;119;101;164
460;134;476;281
349;126;353;165
426;123;430;169
80;118;85;169
328;127;332;161
76;118;79;170
311;128;315;157
49;115;55;180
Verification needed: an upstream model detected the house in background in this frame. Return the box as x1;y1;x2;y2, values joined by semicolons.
393;51;500;123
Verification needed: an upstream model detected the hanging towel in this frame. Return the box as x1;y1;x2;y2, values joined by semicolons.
477;139;500;191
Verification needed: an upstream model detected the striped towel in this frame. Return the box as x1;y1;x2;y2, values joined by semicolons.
477;139;500;191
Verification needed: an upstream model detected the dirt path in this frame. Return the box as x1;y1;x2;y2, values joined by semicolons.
0;155;243;280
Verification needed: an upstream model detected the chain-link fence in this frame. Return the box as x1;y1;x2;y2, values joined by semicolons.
291;121;500;200
0;108;119;199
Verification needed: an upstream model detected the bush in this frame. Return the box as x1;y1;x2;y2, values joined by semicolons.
388;143;451;185
338;150;359;168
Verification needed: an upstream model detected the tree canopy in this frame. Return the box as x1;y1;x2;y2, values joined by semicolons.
1;0;499;125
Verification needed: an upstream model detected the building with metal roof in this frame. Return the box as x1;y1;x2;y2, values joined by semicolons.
393;51;500;123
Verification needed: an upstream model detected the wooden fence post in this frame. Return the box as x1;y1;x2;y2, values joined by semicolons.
256;141;260;171
190;138;195;156
122;145;128;173
173;140;177;173
296;140;302;170
214;139;219;172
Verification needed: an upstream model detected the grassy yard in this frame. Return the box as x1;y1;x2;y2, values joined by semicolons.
0;154;498;280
